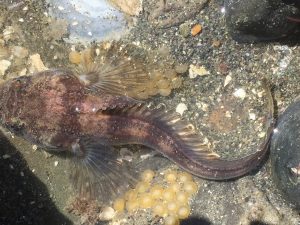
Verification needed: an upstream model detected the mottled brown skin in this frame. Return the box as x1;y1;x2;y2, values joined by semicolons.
0;69;273;180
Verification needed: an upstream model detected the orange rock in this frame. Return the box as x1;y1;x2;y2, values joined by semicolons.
191;24;202;36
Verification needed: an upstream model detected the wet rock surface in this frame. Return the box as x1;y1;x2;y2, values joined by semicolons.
271;97;300;209
224;0;300;42
0;0;299;225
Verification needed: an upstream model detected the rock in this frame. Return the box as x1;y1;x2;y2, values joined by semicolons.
108;0;142;16
233;88;246;100
11;46;28;59
224;0;300;42
270;97;300;208
176;103;187;116
189;65;210;78
0;60;11;76
98;206;115;221
28;54;48;73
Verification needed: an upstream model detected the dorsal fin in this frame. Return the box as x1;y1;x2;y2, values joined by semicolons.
104;103;220;161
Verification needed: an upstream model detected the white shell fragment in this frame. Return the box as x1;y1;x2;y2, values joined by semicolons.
189;65;210;78
233;88;246;100
0;60;11;76
29;54;48;72
176;103;188;116
98;206;115;221
223;75;232;87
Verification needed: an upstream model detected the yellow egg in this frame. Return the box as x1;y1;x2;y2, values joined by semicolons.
183;181;198;195
176;191;189;205
141;169;155;182
152;202;167;217
150;185;164;199
113;198;125;212
177;205;191;219
162;188;176;201
171;77;183;89
164;69;177;79
69;51;81;64
164;171;177;183
166;201;179;214
139;194;153;208
150;70;162;81
157;79;170;89
177;172;193;183
125;189;137;201
169;183;181;193
126;199;139;212
136;182;150;193
164;215;180;225
159;88;171;96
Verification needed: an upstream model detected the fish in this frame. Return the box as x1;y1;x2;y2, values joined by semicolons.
0;63;274;202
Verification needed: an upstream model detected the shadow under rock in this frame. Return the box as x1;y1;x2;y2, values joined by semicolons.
181;216;212;225
0;131;72;225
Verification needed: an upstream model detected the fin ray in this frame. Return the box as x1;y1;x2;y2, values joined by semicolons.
69;137;137;203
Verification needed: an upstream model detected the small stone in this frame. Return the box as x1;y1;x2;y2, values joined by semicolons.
189;65;210;78
19;68;27;76
258;132;266;138
249;112;256;120
98;206;115;221
54;161;59;167
174;63;189;74
11;46;28;58
176;103;188;116
212;39;221;47
191;24;202;36
2;154;11;159
224;75;232;87
233;88;246;100
179;22;190;38
29;54;48;73
109;0;142;16
0;60;11;76
3;26;15;41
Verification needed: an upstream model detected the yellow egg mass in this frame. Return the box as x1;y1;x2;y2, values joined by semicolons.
113;198;125;212
152;203;167;217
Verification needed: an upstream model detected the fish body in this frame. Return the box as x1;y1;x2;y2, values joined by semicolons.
0;69;274;200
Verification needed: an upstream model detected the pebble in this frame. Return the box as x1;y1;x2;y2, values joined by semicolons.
109;0;142;16
191;24;202;36
29;54;48;72
2;154;11;159
11;46;28;58
233;88;246;100
223;75;232;87
189;65;210;78
0;60;11;76
98;206;115;221
176;103;188;116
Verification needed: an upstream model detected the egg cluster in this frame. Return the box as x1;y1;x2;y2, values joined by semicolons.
112;169;199;225
68;44;183;100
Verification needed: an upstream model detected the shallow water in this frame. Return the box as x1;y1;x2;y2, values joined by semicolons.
0;0;299;225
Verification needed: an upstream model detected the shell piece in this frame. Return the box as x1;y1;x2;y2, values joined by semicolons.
270;98;300;208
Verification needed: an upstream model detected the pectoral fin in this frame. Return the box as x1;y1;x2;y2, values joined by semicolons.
69;137;137;203
76;61;149;97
